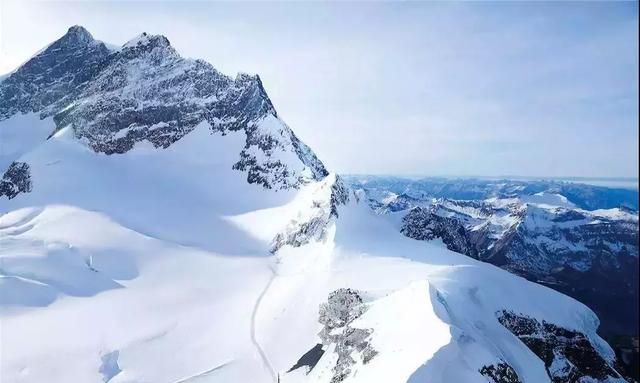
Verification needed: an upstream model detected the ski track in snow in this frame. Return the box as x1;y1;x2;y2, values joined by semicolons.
251;264;278;383
172;361;233;383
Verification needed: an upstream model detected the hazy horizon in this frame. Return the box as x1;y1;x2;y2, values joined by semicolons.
1;1;638;178
344;173;640;190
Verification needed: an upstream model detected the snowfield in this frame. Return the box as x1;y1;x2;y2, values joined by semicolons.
0;193;623;383
0;133;623;382
0;26;630;383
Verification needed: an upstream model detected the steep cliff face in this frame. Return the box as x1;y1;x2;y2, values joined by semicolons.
0;26;327;192
0;161;32;199
497;311;626;383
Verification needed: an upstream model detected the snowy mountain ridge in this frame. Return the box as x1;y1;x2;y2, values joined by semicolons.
0;25;326;190
0;26;634;383
356;183;639;378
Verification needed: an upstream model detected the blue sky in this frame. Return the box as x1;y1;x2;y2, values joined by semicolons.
1;1;638;178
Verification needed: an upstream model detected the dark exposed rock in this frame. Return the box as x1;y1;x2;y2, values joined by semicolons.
329;176;350;217
0;26;111;120
401;206;479;256
479;362;522;383
497;310;625;383
607;336;640;382
0;162;32;199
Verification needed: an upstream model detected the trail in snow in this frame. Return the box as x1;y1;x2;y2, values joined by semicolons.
251;264;278;383
172;361;232;383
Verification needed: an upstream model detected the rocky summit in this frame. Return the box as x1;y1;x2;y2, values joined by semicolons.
0;25;327;191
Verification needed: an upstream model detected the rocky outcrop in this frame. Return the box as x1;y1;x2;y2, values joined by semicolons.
318;288;377;383
479;362;522;383
286;288;378;382
497;310;625;383
401;206;478;256
0;162;32;199
271;175;349;252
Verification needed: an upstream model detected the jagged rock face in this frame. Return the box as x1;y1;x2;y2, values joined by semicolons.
0;162;32;199
400;199;639;283
401;206;479;256
497;311;625;383
271;175;349;252
479;362;522;383
0;26;327;191
286;288;378;382
0;26;111;119
317;289;377;383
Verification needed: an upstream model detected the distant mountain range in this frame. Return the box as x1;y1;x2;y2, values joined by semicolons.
345;175;639;211
346;175;639;379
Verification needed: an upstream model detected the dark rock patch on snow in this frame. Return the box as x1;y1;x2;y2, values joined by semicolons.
0;162;32;199
479;362;522;383
497;310;625;383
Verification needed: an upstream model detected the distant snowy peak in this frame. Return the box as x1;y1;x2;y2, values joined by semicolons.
346;176;639;211
519;192;576;208
0;25;327;190
122;32;172;50
58;25;97;46
398;196;638;273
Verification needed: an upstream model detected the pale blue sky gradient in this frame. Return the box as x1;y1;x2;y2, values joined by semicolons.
1;1;637;178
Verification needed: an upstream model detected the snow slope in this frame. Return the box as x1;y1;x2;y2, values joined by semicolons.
1;190;626;383
0;26;630;383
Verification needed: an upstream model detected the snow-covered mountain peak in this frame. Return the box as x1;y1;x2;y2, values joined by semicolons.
0;26;327;193
61;25;96;46
123;31;170;49
120;31;177;59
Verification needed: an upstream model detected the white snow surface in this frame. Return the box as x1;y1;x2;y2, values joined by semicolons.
0;104;622;383
520;192;576;209
0;113;55;173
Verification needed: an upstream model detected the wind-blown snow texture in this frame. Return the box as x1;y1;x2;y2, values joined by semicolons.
0;26;633;383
